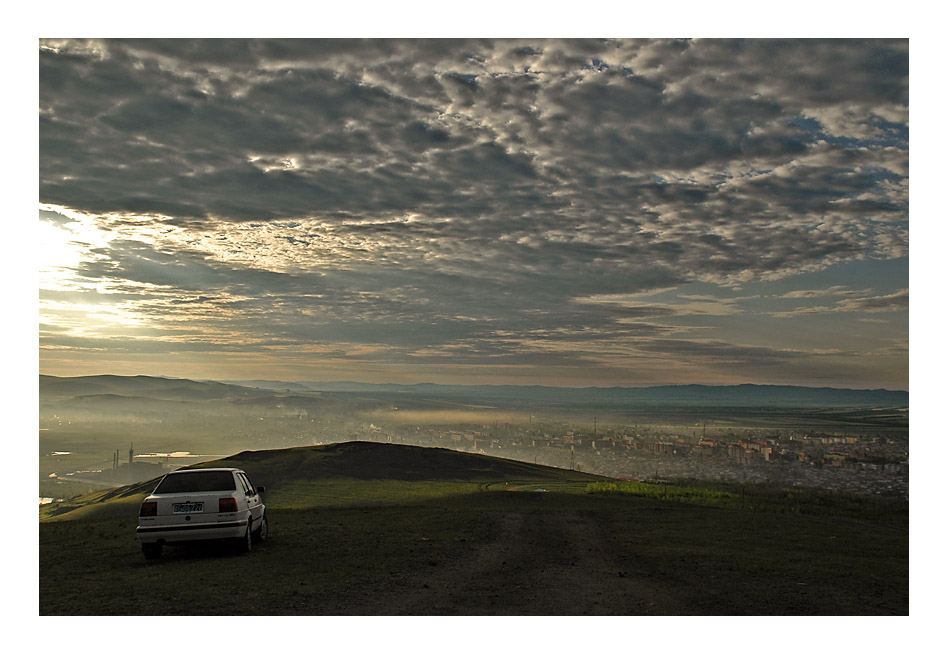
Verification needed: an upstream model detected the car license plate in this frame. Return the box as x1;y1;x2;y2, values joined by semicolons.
173;502;203;514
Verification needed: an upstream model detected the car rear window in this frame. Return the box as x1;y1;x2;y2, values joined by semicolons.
154;471;237;494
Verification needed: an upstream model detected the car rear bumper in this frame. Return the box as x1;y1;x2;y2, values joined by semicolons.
137;518;248;544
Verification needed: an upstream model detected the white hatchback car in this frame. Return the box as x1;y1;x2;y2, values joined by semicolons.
137;467;267;559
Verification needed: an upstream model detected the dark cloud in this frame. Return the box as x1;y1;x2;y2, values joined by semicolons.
846;290;909;312
38;39;909;386
637;338;803;367
773;289;909;317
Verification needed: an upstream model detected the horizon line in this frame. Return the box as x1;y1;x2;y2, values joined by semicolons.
38;373;909;394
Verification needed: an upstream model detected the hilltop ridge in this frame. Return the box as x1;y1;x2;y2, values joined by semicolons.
211;440;591;483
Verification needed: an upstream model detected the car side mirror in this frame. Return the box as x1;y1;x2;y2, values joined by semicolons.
257;485;266;493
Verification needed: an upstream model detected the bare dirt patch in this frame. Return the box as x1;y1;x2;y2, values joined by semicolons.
332;504;700;615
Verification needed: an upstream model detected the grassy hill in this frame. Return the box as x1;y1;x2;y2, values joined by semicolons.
40;441;594;521
39;441;908;615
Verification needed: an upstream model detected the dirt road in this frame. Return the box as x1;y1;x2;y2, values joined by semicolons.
334;508;689;615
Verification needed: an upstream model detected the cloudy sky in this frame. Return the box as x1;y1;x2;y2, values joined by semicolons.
38;38;909;390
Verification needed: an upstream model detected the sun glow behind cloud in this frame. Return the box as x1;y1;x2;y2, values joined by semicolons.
38;209;107;291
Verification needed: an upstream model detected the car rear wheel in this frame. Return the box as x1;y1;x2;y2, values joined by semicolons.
142;542;162;559
253;514;268;542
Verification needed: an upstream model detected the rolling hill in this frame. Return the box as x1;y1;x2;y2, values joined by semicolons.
40;374;263;401
40;441;595;521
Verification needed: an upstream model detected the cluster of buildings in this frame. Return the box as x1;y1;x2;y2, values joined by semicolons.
353;421;908;498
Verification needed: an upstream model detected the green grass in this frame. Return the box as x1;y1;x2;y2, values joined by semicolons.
39;505;483;615
259;477;488;508
587;480;740;506
586;479;908;525
39;490;908;615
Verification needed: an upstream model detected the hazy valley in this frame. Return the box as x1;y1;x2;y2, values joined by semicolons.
40;374;909;503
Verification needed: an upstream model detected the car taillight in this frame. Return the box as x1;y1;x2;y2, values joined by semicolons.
218;497;238;513
140;501;157;517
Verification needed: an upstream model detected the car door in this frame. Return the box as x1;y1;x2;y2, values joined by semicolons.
237;472;263;528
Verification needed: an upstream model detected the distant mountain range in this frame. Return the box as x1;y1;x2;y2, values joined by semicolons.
39;374;907;408
221;379;907;408
40;374;259;401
